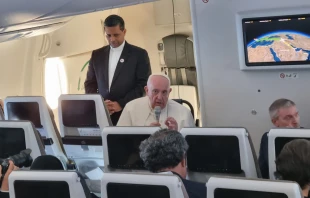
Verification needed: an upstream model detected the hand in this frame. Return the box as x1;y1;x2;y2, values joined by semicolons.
104;100;114;114
104;100;123;114
150;122;161;127
0;161;18;192
165;117;178;131
110;102;122;113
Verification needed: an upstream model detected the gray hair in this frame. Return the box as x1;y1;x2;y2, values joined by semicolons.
147;73;171;88
276;139;310;189
269;99;296;119
139;129;188;172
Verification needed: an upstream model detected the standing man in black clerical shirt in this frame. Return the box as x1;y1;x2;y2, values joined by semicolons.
84;15;151;125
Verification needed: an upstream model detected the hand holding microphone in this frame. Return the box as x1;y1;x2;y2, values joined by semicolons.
150;106;162;127
154;106;161;123
150;106;178;130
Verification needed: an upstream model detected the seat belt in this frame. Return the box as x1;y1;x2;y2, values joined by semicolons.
179;179;189;198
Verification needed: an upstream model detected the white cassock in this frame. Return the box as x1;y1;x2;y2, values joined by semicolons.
117;96;195;131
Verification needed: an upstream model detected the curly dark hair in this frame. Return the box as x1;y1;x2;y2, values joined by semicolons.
276;139;310;189
139;129;188;172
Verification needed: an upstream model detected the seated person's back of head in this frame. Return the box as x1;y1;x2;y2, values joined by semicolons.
259;98;300;179
30;155;64;170
139;129;206;198
30;155;100;198
276;139;310;198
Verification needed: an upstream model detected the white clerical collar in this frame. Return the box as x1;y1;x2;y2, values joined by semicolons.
110;40;125;52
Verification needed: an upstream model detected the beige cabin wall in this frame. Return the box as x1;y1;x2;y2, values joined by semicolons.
47;2;192;75
0;36;44;99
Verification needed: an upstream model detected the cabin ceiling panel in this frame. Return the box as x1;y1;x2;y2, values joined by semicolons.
0;0;72;28
35;0;157;20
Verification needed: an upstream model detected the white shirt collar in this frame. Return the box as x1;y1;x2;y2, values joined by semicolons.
110;40;125;52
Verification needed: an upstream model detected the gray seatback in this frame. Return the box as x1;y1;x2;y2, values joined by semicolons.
162;34;197;87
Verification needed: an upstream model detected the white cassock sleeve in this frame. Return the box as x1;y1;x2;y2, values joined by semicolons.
117;105;133;126
184;109;195;128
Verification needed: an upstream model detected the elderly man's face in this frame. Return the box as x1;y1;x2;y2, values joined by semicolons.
145;76;171;109
272;106;300;128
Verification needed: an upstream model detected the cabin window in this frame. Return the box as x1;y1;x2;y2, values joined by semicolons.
44;58;68;109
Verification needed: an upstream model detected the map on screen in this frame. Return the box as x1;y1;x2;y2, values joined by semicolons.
247;32;310;62
243;15;310;66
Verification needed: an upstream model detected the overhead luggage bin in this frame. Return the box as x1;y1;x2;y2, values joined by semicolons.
0;0;156;43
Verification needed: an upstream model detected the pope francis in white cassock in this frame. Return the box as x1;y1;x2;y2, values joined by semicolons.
117;74;194;131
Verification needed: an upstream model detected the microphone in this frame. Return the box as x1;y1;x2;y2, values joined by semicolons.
154;106;161;123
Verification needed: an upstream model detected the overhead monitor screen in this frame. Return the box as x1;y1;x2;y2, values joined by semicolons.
107;134;150;170
275;137;310;157
186;135;242;173
7;102;42;128
242;14;310;66
0;128;26;159
14;181;70;198
215;188;288;198
61;100;98;128
107;183;170;198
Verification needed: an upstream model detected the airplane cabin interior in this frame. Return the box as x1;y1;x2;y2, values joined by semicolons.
0;0;310;197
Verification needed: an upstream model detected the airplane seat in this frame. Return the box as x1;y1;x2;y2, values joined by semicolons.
180;127;261;183
0;121;45;162
268;128;310;180
29;155;100;197
9;171;93;198
47;105;67;154
207;176;303;198
172;99;197;126
3;96;67;164
158;171;189;198
102;126;160;173
58;94;112;172
101;172;187;198
158;34;200;125
159;35;197;87
58;94;112;194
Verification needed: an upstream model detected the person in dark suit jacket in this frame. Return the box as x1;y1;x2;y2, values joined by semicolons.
84;15;151;125
258;98;300;179
139;129;206;198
